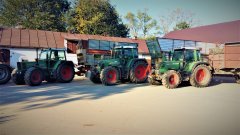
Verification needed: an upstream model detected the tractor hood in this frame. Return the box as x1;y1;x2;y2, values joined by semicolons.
98;59;120;69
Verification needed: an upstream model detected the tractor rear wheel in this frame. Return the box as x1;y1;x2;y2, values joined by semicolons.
130;61;148;83
56;63;75;83
100;67;119;85
162;70;181;89
24;67;43;86
12;69;25;85
190;64;212;87
0;64;11;84
90;69;101;84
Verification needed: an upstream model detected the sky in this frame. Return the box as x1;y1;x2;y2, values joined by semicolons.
110;0;240;26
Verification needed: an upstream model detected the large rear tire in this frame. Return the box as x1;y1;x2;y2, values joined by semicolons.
12;69;25;85
24;67;43;86
56;63;75;83
190;64;212;88
100;67;119;86
130;61;148;83
162;70;181;89
0;64;11;84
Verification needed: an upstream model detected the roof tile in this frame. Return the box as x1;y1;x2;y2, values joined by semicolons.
21;29;30;47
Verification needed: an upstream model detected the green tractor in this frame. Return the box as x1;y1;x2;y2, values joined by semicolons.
12;48;75;86
147;39;212;89
90;44;149;85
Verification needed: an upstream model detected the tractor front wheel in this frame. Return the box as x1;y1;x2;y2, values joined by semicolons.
190;64;212;87
100;67;119;85
162;70;181;89
56;64;75;83
90;69;101;84
130;61;148;83
24;67;43;86
0;64;11;84
12;69;25;85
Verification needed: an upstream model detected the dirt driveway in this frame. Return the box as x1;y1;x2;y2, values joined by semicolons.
0;76;239;135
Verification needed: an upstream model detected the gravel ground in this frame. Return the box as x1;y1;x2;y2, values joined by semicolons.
0;76;239;135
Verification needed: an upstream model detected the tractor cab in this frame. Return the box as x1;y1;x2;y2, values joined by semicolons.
112;44;138;59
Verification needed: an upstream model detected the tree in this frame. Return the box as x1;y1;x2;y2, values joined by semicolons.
137;9;157;38
68;0;129;37
0;0;70;31
174;21;191;31
125;12;139;38
158;8;199;36
125;9;157;39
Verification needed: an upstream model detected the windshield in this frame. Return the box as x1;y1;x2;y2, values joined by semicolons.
172;50;184;61
112;48;138;59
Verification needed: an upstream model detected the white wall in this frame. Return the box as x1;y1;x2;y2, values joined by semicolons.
9;48;37;68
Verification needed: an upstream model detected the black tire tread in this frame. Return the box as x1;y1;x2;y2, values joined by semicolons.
56;63;75;83
190;64;212;88
162;70;182;89
24;67;43;86
100;66;119;86
0;64;11;84
11;69;25;85
130;61;148;83
90;70;101;84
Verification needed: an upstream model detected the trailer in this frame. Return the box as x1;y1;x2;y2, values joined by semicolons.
208;42;240;84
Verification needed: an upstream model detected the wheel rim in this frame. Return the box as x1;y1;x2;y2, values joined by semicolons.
0;68;6;80
134;64;146;80
61;66;73;80
169;74;176;85
106;70;117;83
196;69;205;83
31;70;41;83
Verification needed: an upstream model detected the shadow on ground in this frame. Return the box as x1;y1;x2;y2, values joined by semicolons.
0;77;148;111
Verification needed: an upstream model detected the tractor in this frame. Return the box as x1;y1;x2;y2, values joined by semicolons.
147;39;212;89
90;44;149;85
12;48;75;86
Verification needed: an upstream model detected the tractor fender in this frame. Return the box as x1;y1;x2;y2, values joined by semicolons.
127;59;148;69
126;59;148;77
52;61;75;78
192;62;212;72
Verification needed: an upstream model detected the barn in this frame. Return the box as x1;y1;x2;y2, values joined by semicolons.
0;28;148;68
160;20;240;54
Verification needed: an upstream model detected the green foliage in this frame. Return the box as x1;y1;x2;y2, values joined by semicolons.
174;21;191;31
0;0;70;31
125;9;157;39
68;0;129;37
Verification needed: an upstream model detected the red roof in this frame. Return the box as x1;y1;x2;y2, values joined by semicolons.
0;28;148;54
163;20;240;44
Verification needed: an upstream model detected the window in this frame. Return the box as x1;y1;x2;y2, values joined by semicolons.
100;40;110;50
185;50;194;61
110;42;116;49
89;40;99;49
172;50;184;61
39;51;49;60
